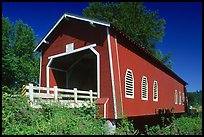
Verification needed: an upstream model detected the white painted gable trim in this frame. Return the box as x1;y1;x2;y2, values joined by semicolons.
34;14;66;52
34;13;110;52
65;14;110;27
48;44;96;59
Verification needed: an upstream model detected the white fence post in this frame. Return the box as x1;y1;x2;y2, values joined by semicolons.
74;88;77;103
47;87;49;94
29;83;34;106
54;86;58;101
90;90;93;103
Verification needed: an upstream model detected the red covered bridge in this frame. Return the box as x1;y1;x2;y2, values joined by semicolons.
33;13;188;120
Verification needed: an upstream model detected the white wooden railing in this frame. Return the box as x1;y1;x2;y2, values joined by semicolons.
25;83;97;108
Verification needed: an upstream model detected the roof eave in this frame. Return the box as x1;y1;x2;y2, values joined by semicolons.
34;13;66;52
110;24;188;86
34;13;110;52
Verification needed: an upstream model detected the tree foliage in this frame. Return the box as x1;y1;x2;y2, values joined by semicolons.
2;16;39;90
186;90;202;107
83;2;173;68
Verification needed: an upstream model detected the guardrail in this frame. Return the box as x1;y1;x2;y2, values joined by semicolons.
25;83;97;107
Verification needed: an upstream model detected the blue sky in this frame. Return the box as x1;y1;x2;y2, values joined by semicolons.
2;2;202;92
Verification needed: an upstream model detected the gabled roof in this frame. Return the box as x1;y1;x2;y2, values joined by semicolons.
34;12;187;86
34;12;110;52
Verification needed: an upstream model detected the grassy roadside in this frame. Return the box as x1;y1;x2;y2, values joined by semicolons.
2;86;202;135
2;86;135;135
144;112;202;135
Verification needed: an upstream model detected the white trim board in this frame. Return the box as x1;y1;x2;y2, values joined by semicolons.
103;98;109;119
46;44;100;98
34;14;66;52
107;27;117;119
34;13;110;52
65;14;110;27
90;47;100;98
46;58;53;93
114;36;123;115
48;44;96;59
39;50;42;87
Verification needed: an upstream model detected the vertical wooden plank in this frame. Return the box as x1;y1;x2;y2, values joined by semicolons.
90;90;93;103
29;83;34;106
54;86;58;101
47;86;49;94
74;88;77;103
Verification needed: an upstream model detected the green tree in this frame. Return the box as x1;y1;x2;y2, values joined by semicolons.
2;16;39;90
83;2;173;68
187;90;202;107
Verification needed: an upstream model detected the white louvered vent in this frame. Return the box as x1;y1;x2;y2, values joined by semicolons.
141;76;148;100
175;90;178;104
153;80;158;102
182;92;185;105
125;69;134;98
66;43;74;53
179;91;181;105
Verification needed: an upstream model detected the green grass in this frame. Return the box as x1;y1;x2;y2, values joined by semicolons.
2;92;106;135
144;113;202;135
3;86;201;135
2;86;135;135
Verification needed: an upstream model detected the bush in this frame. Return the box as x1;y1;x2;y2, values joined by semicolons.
115;116;137;135
6;86;200;135
2;86;107;135
145;113;202;135
173;113;202;135
2;87;45;135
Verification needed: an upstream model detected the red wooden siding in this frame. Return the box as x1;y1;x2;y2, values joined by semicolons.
40;20;116;119
95;41;115;119
116;36;185;117
38;15;187;119
96;98;109;118
109;34;123;118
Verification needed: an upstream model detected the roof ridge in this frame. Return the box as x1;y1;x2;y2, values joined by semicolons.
64;12;110;25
